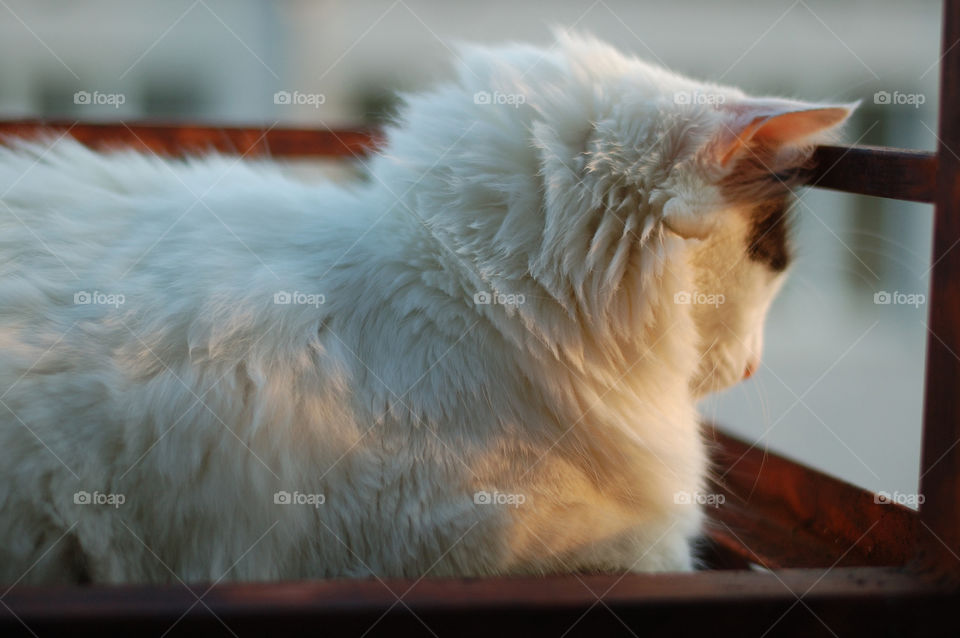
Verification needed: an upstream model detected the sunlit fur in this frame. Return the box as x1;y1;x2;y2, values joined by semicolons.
0;35;849;584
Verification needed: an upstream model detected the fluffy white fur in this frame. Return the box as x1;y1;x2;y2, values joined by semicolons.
0;35;852;584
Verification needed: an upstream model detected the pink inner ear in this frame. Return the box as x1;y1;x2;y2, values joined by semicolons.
719;104;853;166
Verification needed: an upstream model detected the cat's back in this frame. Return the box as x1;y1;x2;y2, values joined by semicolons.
0;138;362;271
0;138;377;442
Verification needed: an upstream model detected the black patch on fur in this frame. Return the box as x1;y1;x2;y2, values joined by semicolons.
747;198;791;271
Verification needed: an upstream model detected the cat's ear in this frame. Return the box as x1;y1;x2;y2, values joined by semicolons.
663;99;856;240
713;98;857;167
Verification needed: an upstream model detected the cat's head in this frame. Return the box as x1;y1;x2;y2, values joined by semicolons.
378;34;854;396
668;97;855;396
520;35;855;396
666;93;854;397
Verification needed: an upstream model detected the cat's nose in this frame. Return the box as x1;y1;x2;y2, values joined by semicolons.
743;361;758;380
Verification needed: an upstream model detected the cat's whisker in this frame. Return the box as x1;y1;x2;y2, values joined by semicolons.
841;242;928;278
844;228;928;261
793;262;881;290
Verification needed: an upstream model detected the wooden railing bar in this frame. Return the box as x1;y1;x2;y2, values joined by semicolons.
0;120;381;159
918;0;960;580
0;568;943;637
804;145;936;204
705;427;918;569
0;121;939;204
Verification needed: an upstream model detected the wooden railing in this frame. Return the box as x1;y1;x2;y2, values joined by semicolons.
0;120;381;159
1;1;958;635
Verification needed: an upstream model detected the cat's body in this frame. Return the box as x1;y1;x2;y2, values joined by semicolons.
0;36;851;584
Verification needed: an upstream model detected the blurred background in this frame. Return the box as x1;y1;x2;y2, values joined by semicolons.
0;0;942;499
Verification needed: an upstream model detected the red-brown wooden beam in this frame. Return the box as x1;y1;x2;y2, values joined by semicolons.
0;121;938;203
0;120;381;159
705;428;918;569
0;568;951;637
917;0;960;582
806;145;936;203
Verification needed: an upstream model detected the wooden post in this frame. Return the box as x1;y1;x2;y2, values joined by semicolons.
917;0;960;580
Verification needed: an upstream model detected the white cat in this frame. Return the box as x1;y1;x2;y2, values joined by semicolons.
0;34;852;584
